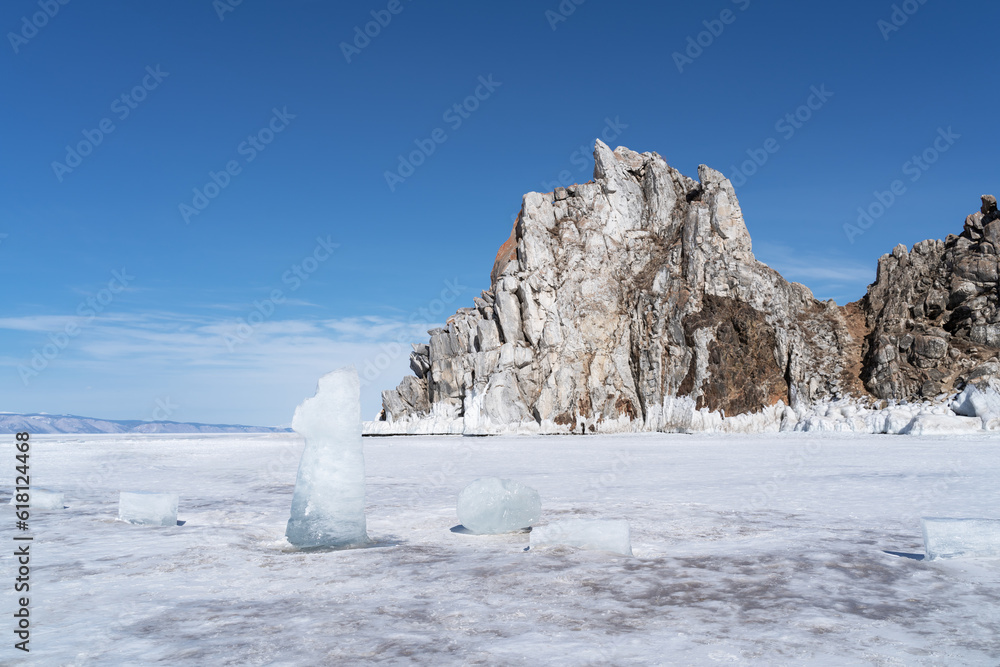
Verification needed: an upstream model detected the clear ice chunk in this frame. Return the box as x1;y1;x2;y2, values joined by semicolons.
922;517;1000;560
457;477;541;534
118;491;178;526
530;519;632;556
285;367;370;549
9;489;64;510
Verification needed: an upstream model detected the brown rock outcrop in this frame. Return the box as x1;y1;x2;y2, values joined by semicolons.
860;195;1000;400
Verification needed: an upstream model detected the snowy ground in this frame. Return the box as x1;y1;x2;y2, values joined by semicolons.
3;432;1000;665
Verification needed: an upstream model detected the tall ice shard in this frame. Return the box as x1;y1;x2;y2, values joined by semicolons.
286;367;370;548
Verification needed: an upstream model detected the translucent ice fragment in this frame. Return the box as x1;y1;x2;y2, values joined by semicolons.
286;367;369;549
9;489;64;510
457;477;541;534
922;517;1000;560
118;491;178;526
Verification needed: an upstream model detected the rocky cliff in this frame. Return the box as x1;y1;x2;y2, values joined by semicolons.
861;195;1000;400
372;141;1000;435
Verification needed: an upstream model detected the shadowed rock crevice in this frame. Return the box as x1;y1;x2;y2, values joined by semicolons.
679;295;788;415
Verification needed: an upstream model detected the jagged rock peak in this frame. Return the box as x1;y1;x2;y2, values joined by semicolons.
373;141;1000;435
375;141;867;434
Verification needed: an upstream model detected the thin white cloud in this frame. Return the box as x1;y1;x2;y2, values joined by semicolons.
754;242;874;301
0;309;444;424
0;316;81;332
320;316;439;341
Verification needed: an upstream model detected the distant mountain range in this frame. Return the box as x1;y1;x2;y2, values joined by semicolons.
0;413;291;435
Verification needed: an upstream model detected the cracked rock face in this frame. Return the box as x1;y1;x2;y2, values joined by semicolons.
377;141;999;434
861;195;1000;400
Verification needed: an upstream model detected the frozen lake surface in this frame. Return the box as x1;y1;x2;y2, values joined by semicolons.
3;432;1000;665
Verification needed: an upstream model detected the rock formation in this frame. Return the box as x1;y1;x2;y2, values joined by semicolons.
372;140;1000;434
861;195;1000;400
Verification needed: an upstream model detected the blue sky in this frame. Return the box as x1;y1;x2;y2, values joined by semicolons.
1;0;997;426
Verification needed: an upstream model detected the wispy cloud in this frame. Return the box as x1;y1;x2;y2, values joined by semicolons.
320;316;438;341
0;310;445;425
754;242;874;303
0;316;82;332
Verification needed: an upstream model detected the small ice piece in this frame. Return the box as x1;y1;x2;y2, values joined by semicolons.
285;367;370;549
9;489;64;510
118;492;178;526
457;477;541;534
530;519;632;556
922;517;1000;560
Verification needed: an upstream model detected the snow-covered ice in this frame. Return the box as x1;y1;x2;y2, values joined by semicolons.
285;367;369;549
530;519;632;556
117;491;178;526
902;414;984;435
952;383;1000;428
456;477;541;534
922;517;1000;561
4;431;1000;664
9;488;64;510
